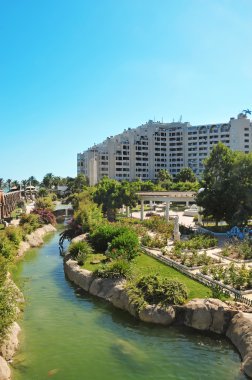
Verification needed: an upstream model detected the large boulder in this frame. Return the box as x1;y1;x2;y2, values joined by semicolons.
139;305;175;325
17;224;56;256
110;283;127;310
0;356;10;380
25;225;56;248
180;298;236;334
226;312;252;378
64;260;93;292
0;322;21;361
89;278;120;300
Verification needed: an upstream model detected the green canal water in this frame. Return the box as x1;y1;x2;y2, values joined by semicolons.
12;232;246;380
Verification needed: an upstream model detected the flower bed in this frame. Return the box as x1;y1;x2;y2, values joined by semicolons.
200;263;252;291
221;240;252;260
163;249;220;268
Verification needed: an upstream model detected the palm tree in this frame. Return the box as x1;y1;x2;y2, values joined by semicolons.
27;176;39;187
42;173;54;189
21;180;28;192
6;179;12;191
0;178;3;190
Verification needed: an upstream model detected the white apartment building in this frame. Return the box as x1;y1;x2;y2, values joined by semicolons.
77;113;252;185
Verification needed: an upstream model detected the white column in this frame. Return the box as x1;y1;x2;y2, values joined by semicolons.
165;201;170;222
186;200;189;207
198;206;203;225
126;206;130;217
141;200;144;221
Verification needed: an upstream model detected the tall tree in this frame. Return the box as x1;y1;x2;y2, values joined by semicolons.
157;169;173;182
68;174;88;193
42;173;54;189
175;167;196;182
27;176;39;187
93;177;138;220
226;152;252;225
196;143;252;226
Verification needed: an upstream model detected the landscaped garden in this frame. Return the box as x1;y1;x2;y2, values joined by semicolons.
0;208;56;339
64;191;213;308
200;263;252;291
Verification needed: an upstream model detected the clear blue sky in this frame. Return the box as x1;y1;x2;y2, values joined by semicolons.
1;0;252;181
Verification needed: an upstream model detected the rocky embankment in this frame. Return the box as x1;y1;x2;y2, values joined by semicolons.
0;224;56;380
17;224;56;257
64;256;252;379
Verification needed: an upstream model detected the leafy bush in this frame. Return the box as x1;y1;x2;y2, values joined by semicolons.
127;274;188;309
74;201;103;232
35;196;54;211
221;240;252;260
174;234;217;251
94;259;131;279
106;230;140;261
0;256;8;287
211;285;229;301
0;283;17;339
4;226;24;247
143;216;173;236
89;223;131;252
141;234;167;248
19;213;41;234
32;208;56;225
201;263;252;290
69;240;93;265
0;233;17;260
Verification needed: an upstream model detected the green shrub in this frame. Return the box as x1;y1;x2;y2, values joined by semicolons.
107;230;140;261
141;233;167;248
35;196;54;211
221;240;252;260
143;216;173;236
0;233;16;260
19;213;41;234
174;234;217;251
94;259;131;279
0;283;17;339
127;274;188;309
200;262;252;291
69;240;93;265
0;256;8;287
75;251;88;266
211;285;229;301
74;202;103;233
4;226;24;247
89;223;130;252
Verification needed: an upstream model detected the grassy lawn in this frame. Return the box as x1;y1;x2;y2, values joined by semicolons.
131;253;211;299
83;251;211;300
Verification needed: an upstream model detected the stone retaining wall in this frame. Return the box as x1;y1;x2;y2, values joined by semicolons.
0;224;57;380
64;257;252;379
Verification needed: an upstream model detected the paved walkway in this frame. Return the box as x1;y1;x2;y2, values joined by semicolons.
131;210;195;228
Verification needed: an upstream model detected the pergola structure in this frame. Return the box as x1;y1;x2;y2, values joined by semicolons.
136;191;196;221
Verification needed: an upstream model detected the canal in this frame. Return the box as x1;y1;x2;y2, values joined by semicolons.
12;231;245;380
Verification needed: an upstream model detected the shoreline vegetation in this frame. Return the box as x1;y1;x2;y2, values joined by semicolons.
0;206;56;380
